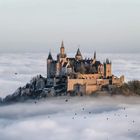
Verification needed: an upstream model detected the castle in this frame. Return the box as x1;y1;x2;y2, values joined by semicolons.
47;41;124;95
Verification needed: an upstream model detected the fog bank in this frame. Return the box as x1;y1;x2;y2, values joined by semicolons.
0;96;140;140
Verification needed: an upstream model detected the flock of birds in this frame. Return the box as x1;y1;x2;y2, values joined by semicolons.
32;97;139;140
34;98;137;131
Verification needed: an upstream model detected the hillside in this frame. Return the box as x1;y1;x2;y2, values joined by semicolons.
0;75;139;105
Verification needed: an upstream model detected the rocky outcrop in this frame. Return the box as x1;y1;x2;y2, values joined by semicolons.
1;76;139;105
112;80;140;96
2;75;67;104
0;97;2;104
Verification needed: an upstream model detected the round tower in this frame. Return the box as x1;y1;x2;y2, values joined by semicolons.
47;52;53;78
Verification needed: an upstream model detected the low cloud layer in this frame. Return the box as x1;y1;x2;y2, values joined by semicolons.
0;53;46;97
0;53;140;97
0;96;140;140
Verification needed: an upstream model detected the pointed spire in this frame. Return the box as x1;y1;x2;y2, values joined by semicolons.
47;51;53;60
61;40;64;48
75;48;83;60
94;51;96;59
92;51;96;64
106;58;110;64
76;48;82;56
60;40;65;55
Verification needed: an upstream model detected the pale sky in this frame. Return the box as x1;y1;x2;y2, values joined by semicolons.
0;0;140;53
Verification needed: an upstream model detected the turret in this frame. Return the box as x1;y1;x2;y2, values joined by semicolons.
60;41;65;55
56;41;67;76
47;52;53;60
94;51;96;60
47;52;53;78
57;41;67;62
75;48;83;61
104;58;112;78
92;51;96;64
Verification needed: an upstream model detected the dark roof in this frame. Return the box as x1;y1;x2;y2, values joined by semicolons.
61;41;64;48
67;58;75;60
47;52;53;60
95;61;101;65
63;62;68;67
76;48;82;56
92;61;101;67
94;51;96;59
52;60;57;64
83;59;92;64
106;58;111;64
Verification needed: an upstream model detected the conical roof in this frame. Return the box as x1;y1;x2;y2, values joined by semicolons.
94;51;96;59
61;40;64;48
47;52;53;60
76;48;82;56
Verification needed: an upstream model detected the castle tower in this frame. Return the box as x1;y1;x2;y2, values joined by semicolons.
98;64;104;77
57;41;67;61
104;58;112;78
60;41;65;56
56;41;67;76
94;51;96;60
75;48;83;61
47;52;53;78
92;51;96;64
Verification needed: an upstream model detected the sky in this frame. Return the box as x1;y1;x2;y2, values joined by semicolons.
0;0;140;53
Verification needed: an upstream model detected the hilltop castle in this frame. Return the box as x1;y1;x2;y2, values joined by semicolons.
47;41;124;95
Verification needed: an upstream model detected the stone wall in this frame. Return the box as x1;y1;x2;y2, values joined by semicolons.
67;79;84;91
67;75;124;94
77;74;99;79
67;78;98;94
112;75;124;86
85;84;98;94
97;79;109;85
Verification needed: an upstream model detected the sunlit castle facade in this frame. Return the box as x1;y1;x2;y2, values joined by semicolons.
47;41;110;78
47;41;124;94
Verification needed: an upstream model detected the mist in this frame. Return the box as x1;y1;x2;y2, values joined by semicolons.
0;53;140;98
0;96;140;140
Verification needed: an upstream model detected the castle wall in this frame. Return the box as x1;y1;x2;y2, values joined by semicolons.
112;75;124;86
67;79;84;91
85;84;98;94
67;78;98;94
97;79;109;85
73;84;86;95
77;74;99;79
67;76;113;94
